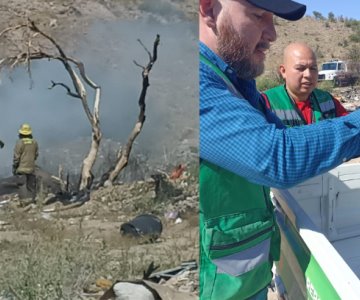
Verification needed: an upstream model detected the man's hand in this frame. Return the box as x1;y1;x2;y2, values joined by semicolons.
0;140;4;149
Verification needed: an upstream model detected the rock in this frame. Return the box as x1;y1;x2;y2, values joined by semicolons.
49;18;57;27
145;280;197;300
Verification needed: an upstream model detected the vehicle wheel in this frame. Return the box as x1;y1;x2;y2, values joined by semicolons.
333;78;340;87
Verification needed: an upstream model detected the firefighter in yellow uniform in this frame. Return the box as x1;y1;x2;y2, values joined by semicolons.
13;123;39;202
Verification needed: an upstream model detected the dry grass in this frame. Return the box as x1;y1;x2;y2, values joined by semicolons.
0;203;198;299
0;220;108;299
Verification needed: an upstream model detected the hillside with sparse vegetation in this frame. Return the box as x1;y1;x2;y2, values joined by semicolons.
258;13;360;91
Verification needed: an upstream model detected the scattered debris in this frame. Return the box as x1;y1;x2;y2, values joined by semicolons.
0;152;198;299
99;261;198;300
147;260;197;283
45;189;91;206
164;210;179;220
0;200;10;207
170;164;186;180
0;220;10;226
333;86;360;111
120;214;163;241
96;278;113;290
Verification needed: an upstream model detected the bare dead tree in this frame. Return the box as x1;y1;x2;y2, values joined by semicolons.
0;19;101;191
1;20;160;191
101;35;160;187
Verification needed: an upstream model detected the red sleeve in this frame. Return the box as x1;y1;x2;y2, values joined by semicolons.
333;97;349;117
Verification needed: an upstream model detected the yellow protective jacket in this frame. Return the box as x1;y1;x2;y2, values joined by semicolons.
13;137;38;174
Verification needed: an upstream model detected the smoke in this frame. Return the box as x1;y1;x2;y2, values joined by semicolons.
138;0;186;22
0;16;198;177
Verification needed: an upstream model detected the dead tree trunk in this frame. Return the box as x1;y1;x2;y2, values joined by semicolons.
101;35;160;187
0;19;101;191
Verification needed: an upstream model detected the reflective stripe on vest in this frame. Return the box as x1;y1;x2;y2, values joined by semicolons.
22;138;34;144
319;99;336;112
264;85;336;126
200;161;279;299
214;238;270;276
272;109;303;122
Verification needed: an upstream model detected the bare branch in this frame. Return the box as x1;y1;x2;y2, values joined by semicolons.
137;38;152;60
24;19;92;116
26;19;33;87
49;81;82;99
76;61;100;90
0;24;26;38
133;60;144;69
28;19;67;58
1;51;63;70
0;19;102;191
152;34;160;63
102;35;160;186
137;34;160;118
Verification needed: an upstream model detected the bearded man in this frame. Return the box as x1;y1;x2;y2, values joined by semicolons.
199;1;360;299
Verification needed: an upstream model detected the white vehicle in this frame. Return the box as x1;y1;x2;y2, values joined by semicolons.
318;59;347;81
273;163;360;299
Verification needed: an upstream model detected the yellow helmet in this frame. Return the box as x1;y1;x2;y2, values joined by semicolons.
19;123;32;135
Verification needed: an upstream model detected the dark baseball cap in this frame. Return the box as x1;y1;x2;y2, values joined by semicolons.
247;0;306;21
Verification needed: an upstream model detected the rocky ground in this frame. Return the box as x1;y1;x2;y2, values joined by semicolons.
0;0;197;55
333;85;360;111
0;167;199;299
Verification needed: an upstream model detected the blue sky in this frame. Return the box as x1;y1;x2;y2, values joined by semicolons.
299;0;360;20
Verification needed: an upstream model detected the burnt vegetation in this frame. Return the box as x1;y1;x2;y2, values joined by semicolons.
0;18;160;201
